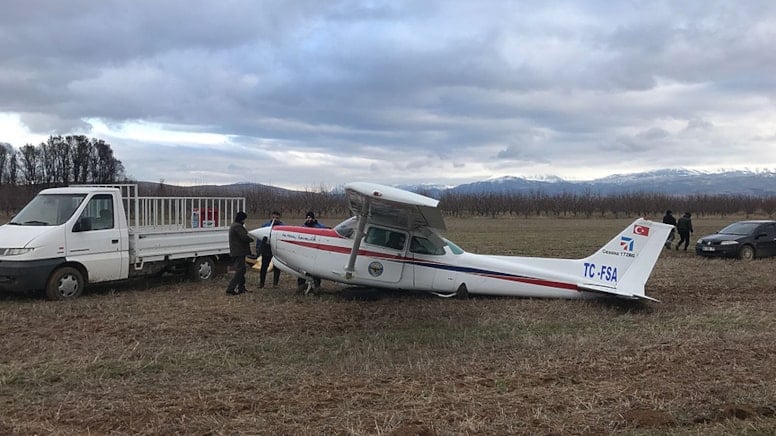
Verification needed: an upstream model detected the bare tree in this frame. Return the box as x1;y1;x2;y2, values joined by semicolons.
54;136;72;184
70;135;92;183
40;137;57;184
93;139;125;183
0;143;10;184
19;144;40;185
7;149;18;185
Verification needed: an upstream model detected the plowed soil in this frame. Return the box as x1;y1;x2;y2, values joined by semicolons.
1;217;774;435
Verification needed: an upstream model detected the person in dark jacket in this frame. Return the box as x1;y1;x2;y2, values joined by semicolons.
226;211;253;295
676;212;694;251
257;211;283;288
297;211;326;291
662;210;677;249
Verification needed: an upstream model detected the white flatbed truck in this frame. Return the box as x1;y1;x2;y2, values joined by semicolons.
0;184;245;299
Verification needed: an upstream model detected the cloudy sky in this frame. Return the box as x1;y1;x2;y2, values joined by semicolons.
1;1;775;190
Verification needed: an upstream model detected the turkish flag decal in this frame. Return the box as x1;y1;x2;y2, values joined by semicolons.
633;224;650;236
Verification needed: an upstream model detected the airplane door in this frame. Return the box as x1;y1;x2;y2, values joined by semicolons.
410;234;454;292
356;226;408;283
66;194;124;282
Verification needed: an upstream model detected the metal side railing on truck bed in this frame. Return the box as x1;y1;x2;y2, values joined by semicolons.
79;184;246;265
80;184;246;232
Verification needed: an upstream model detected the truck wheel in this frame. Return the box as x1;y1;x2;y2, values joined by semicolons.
190;257;215;281
46;267;85;300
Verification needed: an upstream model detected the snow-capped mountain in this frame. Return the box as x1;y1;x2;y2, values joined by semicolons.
435;169;776;197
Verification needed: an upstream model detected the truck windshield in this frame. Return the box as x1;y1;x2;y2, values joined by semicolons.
10;194;87;226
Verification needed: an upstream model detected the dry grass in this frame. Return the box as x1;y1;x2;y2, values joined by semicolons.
1;216;775;435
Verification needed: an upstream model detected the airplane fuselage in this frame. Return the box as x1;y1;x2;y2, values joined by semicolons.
249;183;670;301
261;222;601;299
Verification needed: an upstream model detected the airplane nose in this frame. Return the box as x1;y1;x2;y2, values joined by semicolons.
249;226;271;241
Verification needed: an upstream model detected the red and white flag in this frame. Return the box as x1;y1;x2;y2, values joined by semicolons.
633;224;650;236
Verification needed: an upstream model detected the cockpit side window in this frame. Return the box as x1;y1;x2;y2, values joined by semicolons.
410;236;445;255
365;227;406;250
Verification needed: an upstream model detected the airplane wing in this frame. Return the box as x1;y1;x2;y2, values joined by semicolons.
344;182;446;231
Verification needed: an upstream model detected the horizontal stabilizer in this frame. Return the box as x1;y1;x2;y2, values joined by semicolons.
577;283;660;302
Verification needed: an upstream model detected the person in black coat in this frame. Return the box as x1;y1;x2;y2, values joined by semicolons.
297;211;326;291
676;212;694;251
226;211;253;295
662;210;677;249
257;211;283;288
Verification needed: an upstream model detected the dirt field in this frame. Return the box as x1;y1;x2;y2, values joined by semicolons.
1;217;775;435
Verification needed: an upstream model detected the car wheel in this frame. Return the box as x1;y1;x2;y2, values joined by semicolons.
190;257;216;281
738;245;755;261
46;266;85;300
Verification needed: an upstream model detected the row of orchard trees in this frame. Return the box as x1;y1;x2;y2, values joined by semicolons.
437;190;776;219
0;135;125;186
161;184;776;221
233;188;776;220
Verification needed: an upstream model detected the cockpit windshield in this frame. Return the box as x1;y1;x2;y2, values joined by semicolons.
9;194;86;226
444;238;465;255
334;216;358;238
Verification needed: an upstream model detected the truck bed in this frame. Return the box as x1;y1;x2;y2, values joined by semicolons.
109;183;245;264
129;226;231;263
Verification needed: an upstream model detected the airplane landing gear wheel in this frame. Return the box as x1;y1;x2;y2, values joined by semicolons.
456;283;469;298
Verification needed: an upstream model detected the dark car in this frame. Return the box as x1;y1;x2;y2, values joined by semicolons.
695;220;776;260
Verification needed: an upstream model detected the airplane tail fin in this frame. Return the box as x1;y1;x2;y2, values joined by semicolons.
578;218;672;301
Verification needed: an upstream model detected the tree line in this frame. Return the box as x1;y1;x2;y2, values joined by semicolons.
3;177;776;220
0;135;126;214
150;183;776;221
0;135;125;186
434;190;776;219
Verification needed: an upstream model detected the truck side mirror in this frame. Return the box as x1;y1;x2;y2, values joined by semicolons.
73;217;92;232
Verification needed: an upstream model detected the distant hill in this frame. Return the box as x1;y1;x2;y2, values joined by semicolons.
135;181;297;196
134;168;776;199
400;169;776;197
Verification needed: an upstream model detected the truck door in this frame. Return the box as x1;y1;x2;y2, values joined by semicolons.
66;193;125;282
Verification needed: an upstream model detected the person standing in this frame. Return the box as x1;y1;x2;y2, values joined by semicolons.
257;211;283;288
662;210;677;249
676;212;694;251
226;211;253;295
303;211;325;229
297;211;326;291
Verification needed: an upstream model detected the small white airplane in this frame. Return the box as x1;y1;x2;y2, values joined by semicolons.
249;182;673;301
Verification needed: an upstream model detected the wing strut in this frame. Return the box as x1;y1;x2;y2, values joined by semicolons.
344;198;370;279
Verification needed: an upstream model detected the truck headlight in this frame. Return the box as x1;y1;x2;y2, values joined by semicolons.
0;248;33;256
